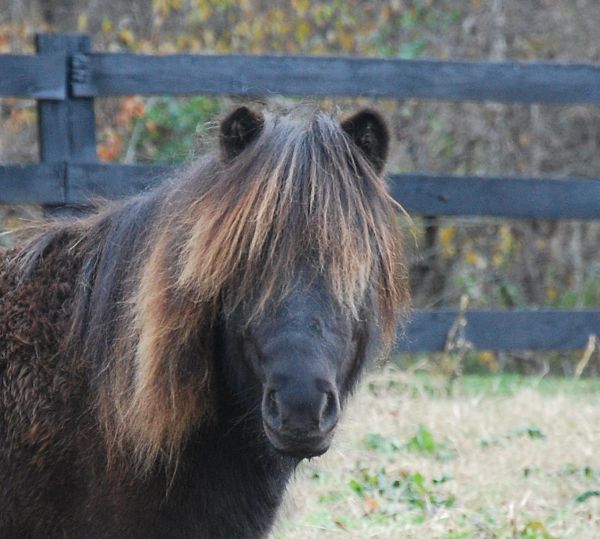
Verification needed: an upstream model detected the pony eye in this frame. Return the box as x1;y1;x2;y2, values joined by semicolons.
308;318;323;336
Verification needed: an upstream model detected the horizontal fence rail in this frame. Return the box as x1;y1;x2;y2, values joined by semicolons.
0;53;66;99
399;310;600;352
3;164;600;220
390;174;600;220
3;50;600;103
70;53;600;104
1;33;600;352
0;164;66;204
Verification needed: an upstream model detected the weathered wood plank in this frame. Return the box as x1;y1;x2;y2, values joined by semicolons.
66;163;169;202
72;53;600;104
390;173;600;220
0;54;66;99
398;309;600;351
36;34;97;164
0;164;65;204
66;166;600;220
3;164;600;221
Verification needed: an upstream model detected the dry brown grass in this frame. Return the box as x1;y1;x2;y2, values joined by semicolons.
271;367;600;539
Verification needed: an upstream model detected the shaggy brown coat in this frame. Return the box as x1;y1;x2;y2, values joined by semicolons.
0;106;408;538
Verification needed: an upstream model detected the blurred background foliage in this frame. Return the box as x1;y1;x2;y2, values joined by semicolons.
1;0;600;375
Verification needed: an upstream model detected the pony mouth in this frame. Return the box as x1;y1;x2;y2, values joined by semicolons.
262;421;334;459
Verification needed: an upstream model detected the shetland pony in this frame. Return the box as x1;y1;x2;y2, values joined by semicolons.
0;106;409;538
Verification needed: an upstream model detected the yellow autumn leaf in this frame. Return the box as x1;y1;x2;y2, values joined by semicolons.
492;253;503;267
498;224;512;254
153;0;170;17
77;14;88;31
439;226;456;247
478;351;494;364
296;21;311;46
291;0;310;15
251;22;265;43
177;35;189;49
464;249;481;267
546;288;558;301
197;2;213;20
478;351;497;372
118;29;136;47
339;32;354;52
101;19;113;33
234;21;250;39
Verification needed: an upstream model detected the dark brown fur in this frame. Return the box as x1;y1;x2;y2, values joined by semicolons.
0;237;88;535
0;107;409;538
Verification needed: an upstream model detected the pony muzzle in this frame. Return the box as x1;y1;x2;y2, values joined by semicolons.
261;381;340;459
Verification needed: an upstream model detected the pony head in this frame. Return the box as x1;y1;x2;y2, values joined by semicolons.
202;106;407;458
76;106;409;467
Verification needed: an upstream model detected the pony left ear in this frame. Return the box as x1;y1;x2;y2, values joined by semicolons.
220;106;265;161
341;109;390;174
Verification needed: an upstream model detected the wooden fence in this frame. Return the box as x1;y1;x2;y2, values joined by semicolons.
2;32;600;353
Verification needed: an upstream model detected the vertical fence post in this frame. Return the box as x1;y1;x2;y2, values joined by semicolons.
35;33;97;208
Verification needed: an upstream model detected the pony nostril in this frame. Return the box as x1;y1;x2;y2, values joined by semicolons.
264;390;281;430
319;390;339;433
268;390;277;413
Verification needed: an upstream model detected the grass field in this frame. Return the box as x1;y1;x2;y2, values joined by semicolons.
271;367;600;539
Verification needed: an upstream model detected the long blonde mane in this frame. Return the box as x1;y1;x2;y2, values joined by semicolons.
12;107;409;473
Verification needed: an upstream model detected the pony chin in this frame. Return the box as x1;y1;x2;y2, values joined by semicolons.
262;420;334;459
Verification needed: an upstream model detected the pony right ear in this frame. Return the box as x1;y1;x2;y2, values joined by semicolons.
341;109;390;174
220;106;264;161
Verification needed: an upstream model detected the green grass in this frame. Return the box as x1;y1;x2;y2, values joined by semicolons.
371;370;600;399
271;369;600;539
453;373;600;397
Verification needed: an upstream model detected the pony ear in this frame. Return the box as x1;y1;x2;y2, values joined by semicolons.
220;106;265;161
341;109;390;174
